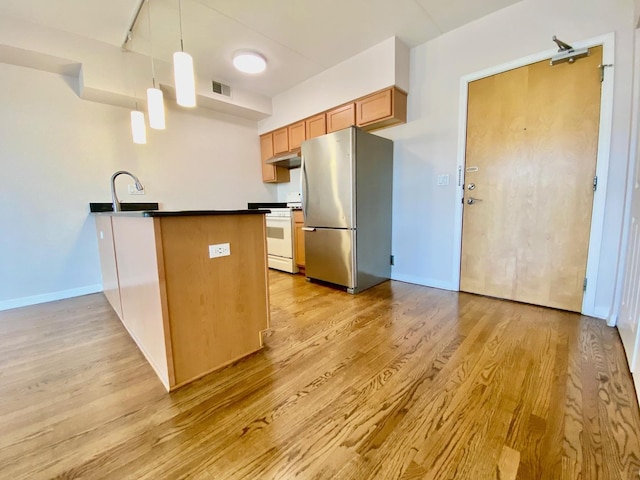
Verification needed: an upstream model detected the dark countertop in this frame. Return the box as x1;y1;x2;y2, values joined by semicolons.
247;202;287;209
143;210;269;217
89;203;268;217
91;209;269;217
90;202;160;213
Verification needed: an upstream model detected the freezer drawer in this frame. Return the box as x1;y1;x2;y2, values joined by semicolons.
304;227;356;289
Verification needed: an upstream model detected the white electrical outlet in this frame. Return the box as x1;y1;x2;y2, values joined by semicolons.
209;243;231;258
128;184;145;195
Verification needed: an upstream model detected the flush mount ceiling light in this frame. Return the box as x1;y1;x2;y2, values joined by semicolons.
233;51;267;74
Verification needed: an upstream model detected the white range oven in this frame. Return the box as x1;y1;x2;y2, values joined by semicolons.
248;194;301;273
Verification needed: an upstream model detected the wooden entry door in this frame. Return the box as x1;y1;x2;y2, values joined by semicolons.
460;46;603;312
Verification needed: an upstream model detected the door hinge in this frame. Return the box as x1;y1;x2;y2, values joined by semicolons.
390;255;395;266
593;175;598;191
598;64;613;83
583;277;588;291
457;165;463;187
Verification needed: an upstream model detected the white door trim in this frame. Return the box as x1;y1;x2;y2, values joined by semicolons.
452;33;615;318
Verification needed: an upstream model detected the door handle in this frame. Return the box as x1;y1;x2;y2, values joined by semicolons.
467;183;476;190
302;227;316;232
301;154;308;220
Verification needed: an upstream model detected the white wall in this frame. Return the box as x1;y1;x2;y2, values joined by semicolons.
264;0;636;318
0;15;273;121
277;168;302;202
387;0;633;318
0;62;276;310
258;37;410;133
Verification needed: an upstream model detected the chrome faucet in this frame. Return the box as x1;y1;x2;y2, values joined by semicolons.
110;170;144;212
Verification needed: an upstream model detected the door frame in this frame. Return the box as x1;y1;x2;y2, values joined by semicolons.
452;33;615;318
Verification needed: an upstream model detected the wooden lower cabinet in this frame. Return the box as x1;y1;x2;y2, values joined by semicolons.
94;212;270;391
94;215;122;319
293;210;305;271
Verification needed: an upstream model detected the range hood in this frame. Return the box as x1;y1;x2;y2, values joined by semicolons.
266;151;301;169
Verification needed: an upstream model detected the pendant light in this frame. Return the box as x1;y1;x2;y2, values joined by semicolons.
147;0;166;129
173;0;196;107
131;104;147;144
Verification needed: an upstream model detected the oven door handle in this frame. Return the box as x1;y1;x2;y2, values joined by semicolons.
301;227;316;232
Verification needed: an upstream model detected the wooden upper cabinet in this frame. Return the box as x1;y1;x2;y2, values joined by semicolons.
326;103;356;133
305;113;326;140
288;121;306;151
273;127;289;155
259;86;408;183
356;87;408;131
260;133;274;162
260;133;289;183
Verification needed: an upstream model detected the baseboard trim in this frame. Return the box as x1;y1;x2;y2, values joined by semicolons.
390;273;456;292
0;284;103;312
592;305;611;322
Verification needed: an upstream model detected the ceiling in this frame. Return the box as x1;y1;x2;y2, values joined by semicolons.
0;0;521;98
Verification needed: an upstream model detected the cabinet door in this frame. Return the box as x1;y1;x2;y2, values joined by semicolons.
260;133;289;183
294;210;305;269
94;215;122;320
288;121;306;150
273;127;289;155
260;133;276;182
326;103;355;133
305;114;326;140
356;89;392;125
356;87;407;131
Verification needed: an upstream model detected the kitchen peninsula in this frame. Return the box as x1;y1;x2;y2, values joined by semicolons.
92;209;270;391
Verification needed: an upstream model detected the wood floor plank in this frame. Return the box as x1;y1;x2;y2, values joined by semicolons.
0;271;639;479
498;445;521;480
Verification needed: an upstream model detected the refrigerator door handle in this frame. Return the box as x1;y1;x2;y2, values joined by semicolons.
300;153;308;221
301;227;316;232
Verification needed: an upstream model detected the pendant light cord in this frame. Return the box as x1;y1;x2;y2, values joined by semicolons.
178;0;185;52
147;0;157;88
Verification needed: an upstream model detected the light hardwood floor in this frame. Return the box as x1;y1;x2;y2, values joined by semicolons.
1;271;639;479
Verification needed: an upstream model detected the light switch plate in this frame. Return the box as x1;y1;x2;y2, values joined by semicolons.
437;174;450;186
128;184;145;195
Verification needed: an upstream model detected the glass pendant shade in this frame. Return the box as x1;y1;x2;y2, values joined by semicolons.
173;51;196;107
130;110;147;144
147;87;166;130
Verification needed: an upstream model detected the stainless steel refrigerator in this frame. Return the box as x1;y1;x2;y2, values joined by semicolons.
300;126;393;294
